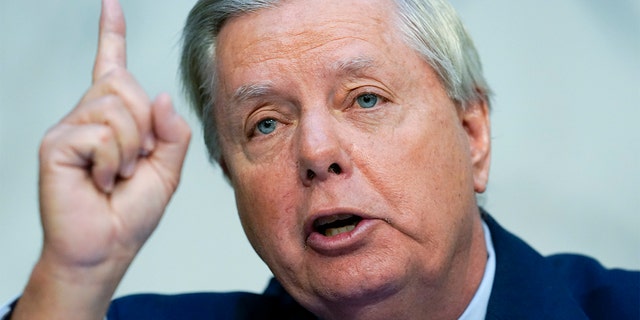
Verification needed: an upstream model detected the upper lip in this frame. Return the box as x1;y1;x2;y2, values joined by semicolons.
303;207;372;239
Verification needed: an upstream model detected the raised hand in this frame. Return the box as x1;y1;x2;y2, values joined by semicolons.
13;0;191;318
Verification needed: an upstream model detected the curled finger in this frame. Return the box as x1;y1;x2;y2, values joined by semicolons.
63;94;141;179
42;123;122;193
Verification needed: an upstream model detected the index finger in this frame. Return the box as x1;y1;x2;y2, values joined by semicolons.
93;0;127;83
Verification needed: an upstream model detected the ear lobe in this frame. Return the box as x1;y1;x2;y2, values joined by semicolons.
461;97;491;193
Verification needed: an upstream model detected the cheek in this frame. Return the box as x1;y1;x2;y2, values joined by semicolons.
368;111;469;184
231;157;302;261
355;107;474;232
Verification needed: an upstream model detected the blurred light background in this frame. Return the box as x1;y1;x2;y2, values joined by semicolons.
1;0;638;304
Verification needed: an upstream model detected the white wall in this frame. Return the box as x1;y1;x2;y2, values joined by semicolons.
1;0;638;304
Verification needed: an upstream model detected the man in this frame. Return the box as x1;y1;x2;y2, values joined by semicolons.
4;0;638;319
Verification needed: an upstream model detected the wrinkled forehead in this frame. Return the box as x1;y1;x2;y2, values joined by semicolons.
213;0;404;92
216;0;398;38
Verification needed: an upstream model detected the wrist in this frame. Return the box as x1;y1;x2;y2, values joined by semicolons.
11;253;129;320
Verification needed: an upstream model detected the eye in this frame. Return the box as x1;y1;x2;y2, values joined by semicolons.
356;93;379;109
256;118;278;135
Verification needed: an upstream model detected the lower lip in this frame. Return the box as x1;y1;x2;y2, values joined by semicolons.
306;218;380;255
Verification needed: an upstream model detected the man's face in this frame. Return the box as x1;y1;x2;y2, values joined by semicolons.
214;0;490;316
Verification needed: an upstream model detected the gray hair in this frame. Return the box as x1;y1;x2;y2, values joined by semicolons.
180;0;491;162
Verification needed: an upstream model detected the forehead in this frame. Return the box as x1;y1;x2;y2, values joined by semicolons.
214;0;405;87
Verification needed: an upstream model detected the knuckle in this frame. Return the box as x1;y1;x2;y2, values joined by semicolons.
67;95;129;132
94;69;150;116
99;94;126;114
93;67;132;95
95;125;116;146
38;129;57;159
102;66;130;83
38;125;67;159
97;97;136;129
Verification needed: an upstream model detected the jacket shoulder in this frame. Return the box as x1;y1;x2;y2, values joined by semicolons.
108;292;266;320
482;211;639;319
107;290;315;320
547;253;640;319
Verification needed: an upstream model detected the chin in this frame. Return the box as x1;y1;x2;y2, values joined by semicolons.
289;249;416;317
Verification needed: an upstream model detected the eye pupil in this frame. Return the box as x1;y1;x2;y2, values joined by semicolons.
257;119;277;135
357;94;378;109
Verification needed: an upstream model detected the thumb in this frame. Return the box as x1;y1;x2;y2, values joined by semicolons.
148;93;192;185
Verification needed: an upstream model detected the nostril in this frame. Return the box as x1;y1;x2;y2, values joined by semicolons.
307;169;316;180
328;163;342;174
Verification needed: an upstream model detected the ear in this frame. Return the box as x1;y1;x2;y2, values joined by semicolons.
460;96;491;193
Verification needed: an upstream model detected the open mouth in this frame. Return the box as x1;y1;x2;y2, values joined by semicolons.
313;214;363;237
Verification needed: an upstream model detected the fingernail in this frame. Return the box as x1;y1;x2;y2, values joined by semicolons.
103;179;115;193
122;162;135;178
143;134;155;154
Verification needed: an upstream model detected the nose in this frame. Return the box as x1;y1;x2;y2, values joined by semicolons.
296;111;351;186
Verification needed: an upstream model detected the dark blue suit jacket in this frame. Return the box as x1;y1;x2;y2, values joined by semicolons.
106;213;640;319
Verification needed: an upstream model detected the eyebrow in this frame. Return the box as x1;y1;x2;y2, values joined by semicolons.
331;56;377;78
224;81;277;116
225;56;379;112
230;82;276;105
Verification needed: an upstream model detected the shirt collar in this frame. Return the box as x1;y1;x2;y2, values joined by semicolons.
458;220;496;320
